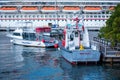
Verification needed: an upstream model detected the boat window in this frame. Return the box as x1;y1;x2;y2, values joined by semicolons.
29;33;36;41
70;34;74;41
75;31;78;37
8;15;11;18
80;33;83;40
22;33;29;40
22;33;36;41
13;33;21;36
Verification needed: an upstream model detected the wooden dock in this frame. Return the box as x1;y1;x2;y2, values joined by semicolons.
92;37;120;64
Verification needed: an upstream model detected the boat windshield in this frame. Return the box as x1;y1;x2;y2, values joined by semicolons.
80;32;83;40
39;35;51;40
22;33;36;41
75;31;78;37
13;33;21;36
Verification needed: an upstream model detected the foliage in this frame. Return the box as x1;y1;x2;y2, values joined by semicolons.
98;4;120;46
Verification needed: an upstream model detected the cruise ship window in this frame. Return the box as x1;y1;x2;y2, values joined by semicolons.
41;15;43;18
94;16;97;18
53;15;55;17
58;15;60;18
61;15;63;18
33;15;35;18
45;15;47;18
49;15;51;18
4;16;6;18
0;15;3;18
66;15;68;18
24;15;27;18
70;15;73;18
8;15;11;18
16;15;19;18
37;15;39;18
86;15;89;18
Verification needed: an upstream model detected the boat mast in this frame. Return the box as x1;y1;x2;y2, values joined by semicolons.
55;0;58;28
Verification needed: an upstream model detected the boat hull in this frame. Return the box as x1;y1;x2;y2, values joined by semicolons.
60;47;101;64
11;39;57;48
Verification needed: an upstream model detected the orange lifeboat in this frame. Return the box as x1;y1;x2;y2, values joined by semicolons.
0;6;17;12
83;6;102;12
20;6;39;13
109;6;114;11
41;6;59;12
63;6;80;12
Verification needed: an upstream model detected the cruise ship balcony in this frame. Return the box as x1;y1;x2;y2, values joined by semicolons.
62;6;80;13
41;6;60;13
20;6;39;13
83;6;102;13
0;6;18;13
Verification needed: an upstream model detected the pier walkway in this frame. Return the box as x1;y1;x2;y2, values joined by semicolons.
92;37;120;64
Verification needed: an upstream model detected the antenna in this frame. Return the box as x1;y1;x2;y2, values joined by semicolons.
55;0;58;28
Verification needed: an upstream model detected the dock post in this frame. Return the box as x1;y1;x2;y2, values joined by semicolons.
110;58;113;65
95;61;97;65
105;45;107;57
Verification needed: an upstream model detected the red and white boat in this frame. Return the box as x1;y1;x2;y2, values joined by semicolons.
59;17;101;64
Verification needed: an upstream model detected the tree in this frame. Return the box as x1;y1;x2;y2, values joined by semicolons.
98;4;120;46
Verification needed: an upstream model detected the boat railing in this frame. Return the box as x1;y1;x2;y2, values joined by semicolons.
90;40;100;50
93;37;111;46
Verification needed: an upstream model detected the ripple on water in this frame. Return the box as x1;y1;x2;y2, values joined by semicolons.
0;31;120;80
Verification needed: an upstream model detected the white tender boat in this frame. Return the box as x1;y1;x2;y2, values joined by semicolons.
59;17;101;64
7;27;58;48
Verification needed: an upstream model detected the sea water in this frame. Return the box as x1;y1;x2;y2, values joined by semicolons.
0;31;120;80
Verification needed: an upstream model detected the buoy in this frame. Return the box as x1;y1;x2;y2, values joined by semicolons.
80;44;84;50
41;39;45;42
54;44;58;48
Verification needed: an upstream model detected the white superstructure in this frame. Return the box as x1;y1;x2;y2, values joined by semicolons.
0;0;120;30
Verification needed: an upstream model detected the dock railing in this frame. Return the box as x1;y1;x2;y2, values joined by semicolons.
93;37;120;58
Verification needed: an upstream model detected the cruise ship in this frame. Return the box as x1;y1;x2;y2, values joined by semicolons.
0;0;120;30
